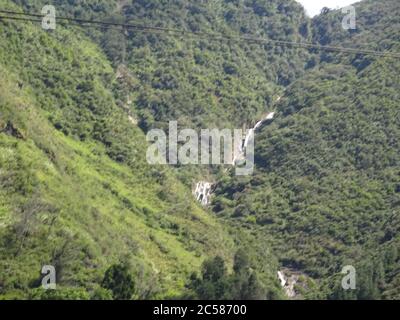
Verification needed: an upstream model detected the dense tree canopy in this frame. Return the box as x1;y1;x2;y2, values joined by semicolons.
0;0;399;300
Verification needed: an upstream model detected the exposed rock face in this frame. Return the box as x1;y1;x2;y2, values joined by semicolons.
128;115;137;125
193;181;213;206
115;64;138;126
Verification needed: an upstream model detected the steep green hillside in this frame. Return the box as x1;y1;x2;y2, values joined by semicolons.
1;0;399;300
13;0;312;130
0;0;283;299
214;0;400;299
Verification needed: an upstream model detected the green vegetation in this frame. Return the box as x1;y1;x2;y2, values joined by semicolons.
0;0;241;299
0;0;399;300
101;263;135;300
12;0;312;130
213;0;400;299
186;249;278;300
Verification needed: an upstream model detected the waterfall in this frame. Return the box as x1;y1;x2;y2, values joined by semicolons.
243;112;275;150
277;270;287;287
233;112;275;165
193;181;213;206
195;101;278;204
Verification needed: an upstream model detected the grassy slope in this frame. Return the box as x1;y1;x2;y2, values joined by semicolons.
2;0;398;300
1;0;314;299
0;2;241;298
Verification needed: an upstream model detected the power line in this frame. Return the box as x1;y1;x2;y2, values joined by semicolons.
1;9;400;59
0;10;396;177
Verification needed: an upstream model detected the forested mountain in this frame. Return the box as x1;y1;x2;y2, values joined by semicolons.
11;0;312;131
214;0;400;299
0;0;399;300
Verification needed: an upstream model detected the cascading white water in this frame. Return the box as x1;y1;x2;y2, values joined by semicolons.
233;112;275;165
193;181;213;206
277;270;299;298
277;270;287;287
196;99;278;205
